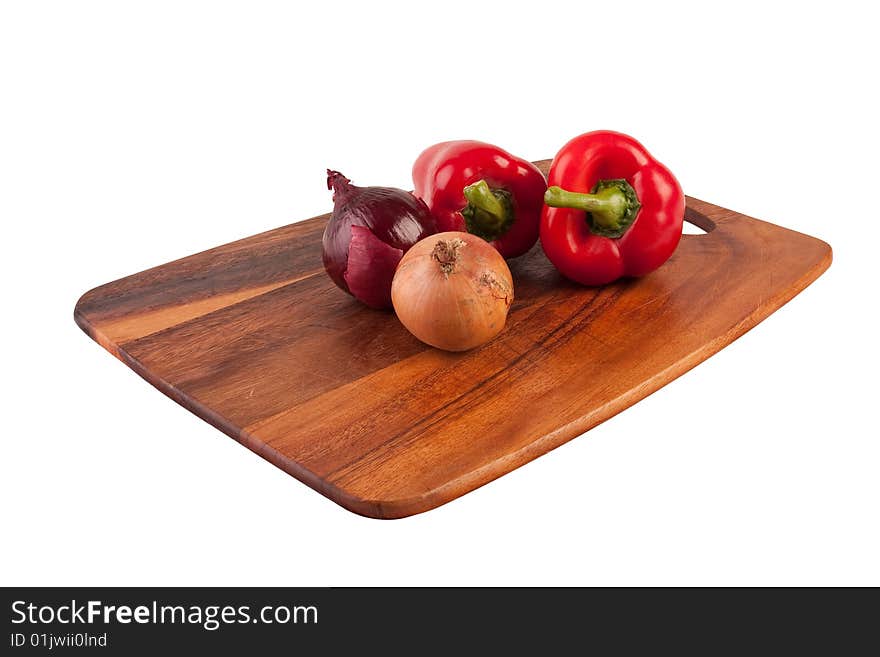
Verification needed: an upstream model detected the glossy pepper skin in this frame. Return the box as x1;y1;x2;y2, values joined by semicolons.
412;141;547;258
540;131;685;286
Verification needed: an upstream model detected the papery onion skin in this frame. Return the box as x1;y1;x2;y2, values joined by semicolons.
322;170;437;309
391;231;514;352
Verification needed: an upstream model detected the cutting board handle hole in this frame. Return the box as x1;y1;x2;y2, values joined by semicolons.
683;222;709;235
683;208;715;235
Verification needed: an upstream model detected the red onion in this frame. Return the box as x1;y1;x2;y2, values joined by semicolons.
321;170;437;309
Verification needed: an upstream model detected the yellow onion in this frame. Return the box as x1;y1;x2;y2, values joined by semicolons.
391;231;514;351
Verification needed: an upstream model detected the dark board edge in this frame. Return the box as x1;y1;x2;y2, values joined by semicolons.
74;305;120;359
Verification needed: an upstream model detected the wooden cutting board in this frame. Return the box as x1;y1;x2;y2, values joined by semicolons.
74;160;831;518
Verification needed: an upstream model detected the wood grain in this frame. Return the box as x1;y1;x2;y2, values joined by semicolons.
74;160;832;518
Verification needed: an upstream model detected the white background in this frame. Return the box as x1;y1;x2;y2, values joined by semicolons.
1;1;877;586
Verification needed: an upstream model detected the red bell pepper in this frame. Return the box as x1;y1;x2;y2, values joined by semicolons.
540;130;685;286
412;141;547;258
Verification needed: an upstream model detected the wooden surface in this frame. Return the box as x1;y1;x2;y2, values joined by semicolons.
74;160;832;518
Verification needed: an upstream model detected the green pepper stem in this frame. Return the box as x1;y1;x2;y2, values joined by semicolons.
544;186;625;228
463;180;506;229
544;179;641;238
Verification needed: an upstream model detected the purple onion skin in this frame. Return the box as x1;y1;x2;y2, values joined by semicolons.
321;170;437;309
